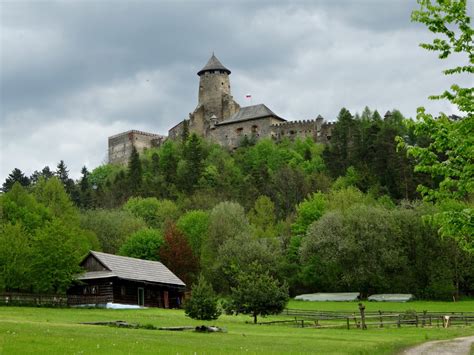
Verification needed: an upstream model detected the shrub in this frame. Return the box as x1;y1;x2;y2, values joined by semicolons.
185;275;221;321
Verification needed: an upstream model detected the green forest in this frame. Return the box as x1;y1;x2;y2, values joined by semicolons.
1;105;473;300
1;0;472;305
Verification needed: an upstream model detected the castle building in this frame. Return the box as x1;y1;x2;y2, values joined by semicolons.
108;54;333;165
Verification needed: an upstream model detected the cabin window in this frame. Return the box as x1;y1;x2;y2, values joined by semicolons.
83;285;99;295
251;125;258;133
236;127;243;135
121;286;126;296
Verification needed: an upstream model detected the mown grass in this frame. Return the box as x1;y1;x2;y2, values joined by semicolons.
0;301;473;354
288;299;474;312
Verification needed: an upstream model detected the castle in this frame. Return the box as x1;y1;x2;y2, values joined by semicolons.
108;54;333;165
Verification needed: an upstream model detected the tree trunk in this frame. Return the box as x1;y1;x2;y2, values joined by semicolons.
253;312;257;324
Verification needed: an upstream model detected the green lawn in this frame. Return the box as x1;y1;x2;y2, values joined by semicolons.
288;299;474;312
0;301;473;354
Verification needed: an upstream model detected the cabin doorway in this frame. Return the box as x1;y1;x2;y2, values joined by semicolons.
138;287;145;306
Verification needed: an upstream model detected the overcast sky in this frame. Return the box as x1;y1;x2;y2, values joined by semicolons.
0;0;471;181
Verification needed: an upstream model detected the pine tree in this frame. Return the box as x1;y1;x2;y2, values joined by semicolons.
324;108;357;176
79;166;93;208
127;146;142;196
181;119;190;144
55;160;76;199
151;153;160;175
2;168;30;192
184;275;221;320
181;133;204;192
30;166;54;184
56;160;69;186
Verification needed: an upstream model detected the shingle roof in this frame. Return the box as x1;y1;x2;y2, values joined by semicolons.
79;251;185;287
78;270;116;280
217;104;285;126
197;54;231;76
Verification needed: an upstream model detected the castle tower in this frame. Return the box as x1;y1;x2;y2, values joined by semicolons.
167;53;240;140
197;53;231;120
197;53;238;124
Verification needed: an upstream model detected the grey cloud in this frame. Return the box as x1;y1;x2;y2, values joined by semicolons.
1;0;470;181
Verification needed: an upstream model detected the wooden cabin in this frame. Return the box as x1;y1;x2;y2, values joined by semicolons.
67;251;186;308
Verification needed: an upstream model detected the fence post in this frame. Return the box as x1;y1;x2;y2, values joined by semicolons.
415;314;419;328
347;317;350;330
397;314;401;328
358;303;367;330
379;310;383;328
422;311;426;327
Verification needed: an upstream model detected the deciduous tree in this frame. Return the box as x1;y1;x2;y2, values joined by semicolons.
399;0;473;251
230;263;289;324
119;228;164;261
160;223;199;285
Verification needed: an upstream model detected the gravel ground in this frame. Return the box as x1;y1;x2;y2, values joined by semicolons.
402;335;474;355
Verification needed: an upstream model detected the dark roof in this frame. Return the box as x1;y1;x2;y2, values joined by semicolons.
197;54;231;76
217;104;286;126
78;251;185;287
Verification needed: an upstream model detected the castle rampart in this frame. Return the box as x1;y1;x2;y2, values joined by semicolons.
108;130;165;165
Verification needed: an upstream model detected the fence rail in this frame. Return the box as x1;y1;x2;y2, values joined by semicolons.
0;292;67;307
279;308;474;329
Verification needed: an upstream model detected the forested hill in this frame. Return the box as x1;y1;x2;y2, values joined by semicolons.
1;106;473;299
3;107;427;212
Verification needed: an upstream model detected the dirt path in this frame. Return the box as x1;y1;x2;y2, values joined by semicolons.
402;335;474;355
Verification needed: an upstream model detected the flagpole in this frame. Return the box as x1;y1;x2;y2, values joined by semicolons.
245;94;253;106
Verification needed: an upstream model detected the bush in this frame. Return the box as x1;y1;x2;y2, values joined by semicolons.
184;275;221;321
118;228;164;261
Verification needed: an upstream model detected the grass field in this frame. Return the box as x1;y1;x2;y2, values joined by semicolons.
0;300;473;354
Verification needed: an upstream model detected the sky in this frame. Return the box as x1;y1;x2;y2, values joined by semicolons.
0;0;471;181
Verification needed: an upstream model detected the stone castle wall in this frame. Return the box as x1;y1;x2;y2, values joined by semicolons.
108;130;165;165
271;118;334;144
271;120;318;141
210;116;283;149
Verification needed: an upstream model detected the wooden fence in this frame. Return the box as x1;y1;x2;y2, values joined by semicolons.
0;293;111;307
279;308;474;329
0;292;68;307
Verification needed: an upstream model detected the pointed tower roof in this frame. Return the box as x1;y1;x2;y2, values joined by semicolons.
197;53;231;76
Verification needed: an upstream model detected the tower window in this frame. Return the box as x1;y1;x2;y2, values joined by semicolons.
236;128;243;135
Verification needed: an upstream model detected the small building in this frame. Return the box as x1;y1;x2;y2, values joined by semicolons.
67;251;186;308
